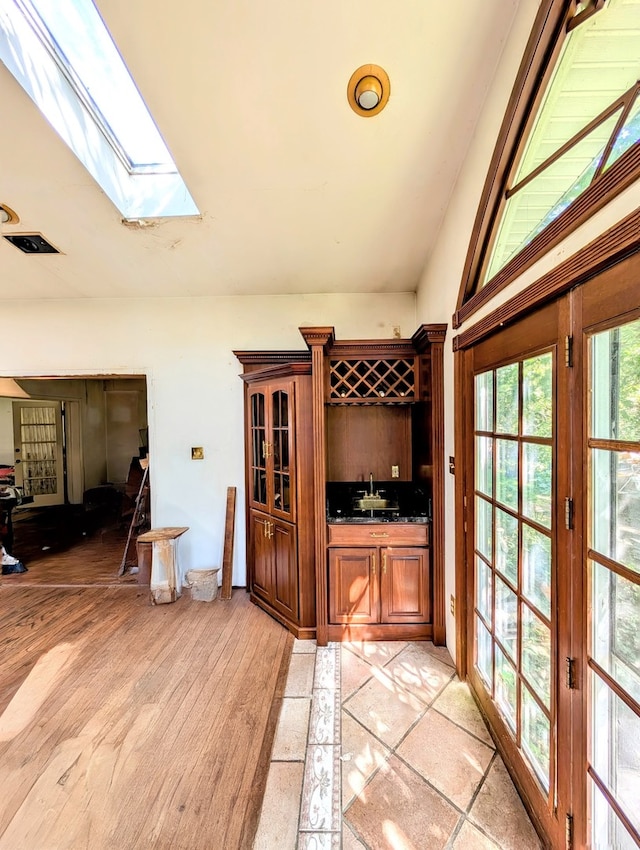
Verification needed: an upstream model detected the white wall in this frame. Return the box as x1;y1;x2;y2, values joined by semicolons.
415;0;640;662
0;398;14;464
0;292;416;585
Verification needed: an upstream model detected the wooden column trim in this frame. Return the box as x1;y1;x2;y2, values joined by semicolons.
233;350;311;366
300;327;335;646
411;324;447;351
413;324;448;646
454;349;470;677
428;329;447;646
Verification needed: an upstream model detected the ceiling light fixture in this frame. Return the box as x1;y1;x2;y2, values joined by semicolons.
0;204;19;224
347;64;390;117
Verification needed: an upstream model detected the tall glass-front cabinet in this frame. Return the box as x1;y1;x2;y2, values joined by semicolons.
238;359;316;638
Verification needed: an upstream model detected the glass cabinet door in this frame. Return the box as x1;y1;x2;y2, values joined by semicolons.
272;388;292;516
248;382;295;518
249;390;267;509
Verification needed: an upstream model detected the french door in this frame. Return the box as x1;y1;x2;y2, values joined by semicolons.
578;269;640;850
12;400;64;507
462;252;640;849
466;301;569;847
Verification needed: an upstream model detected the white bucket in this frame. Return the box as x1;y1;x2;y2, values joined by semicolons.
185;568;220;602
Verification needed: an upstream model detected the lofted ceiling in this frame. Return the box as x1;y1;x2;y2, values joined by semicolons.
0;0;522;300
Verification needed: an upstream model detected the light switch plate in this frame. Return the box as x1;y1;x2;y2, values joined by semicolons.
391;465;399;478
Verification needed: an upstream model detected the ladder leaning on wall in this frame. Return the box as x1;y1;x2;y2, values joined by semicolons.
118;457;149;577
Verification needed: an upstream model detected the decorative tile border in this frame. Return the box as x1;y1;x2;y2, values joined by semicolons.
314;645;340;690
299;743;342;832
297;831;341;849
299;643;342;840
308;687;340;745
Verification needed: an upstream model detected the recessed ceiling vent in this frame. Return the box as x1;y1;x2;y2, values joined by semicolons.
3;233;59;254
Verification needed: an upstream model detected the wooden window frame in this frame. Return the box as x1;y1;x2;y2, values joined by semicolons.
453;0;640;329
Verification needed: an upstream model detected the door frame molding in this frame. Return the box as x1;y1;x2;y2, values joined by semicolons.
453;206;640;354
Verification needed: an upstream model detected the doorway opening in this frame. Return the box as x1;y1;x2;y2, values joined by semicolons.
0;375;149;586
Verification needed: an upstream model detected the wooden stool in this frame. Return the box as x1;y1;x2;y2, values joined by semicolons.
137;527;189;604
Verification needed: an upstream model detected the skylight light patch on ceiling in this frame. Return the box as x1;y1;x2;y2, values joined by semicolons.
0;0;199;219
20;0;174;173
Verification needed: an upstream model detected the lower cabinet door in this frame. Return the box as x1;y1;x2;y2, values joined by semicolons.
329;547;379;624
380;547;430;623
250;510;273;602
272;518;299;620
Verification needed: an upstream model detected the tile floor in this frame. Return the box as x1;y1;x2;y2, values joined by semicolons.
254;639;543;850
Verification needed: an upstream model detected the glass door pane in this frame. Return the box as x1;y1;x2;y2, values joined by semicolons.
250;392;267;507
271;389;292;517
588;317;640;850
473;351;556;798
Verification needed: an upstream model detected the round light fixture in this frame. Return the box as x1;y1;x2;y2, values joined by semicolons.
347;64;390;117
0;204;19;225
355;75;382;110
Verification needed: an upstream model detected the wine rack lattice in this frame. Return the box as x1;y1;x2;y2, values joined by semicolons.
328;358;416;402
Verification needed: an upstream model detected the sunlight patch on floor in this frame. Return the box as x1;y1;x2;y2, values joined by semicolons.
0;642;77;741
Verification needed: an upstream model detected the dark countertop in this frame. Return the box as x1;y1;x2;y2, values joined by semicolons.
327;515;429;524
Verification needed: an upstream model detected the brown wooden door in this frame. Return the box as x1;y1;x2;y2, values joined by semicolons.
380;547;430;623
329;548;379;624
250;509;272;603
465;301;569;847
461;252;640;849
575;258;640;850
271;519;299;621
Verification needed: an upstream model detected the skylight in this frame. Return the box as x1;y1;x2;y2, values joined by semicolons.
0;0;199;218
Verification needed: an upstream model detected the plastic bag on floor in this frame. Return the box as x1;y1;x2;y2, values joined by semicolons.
1;545;27;574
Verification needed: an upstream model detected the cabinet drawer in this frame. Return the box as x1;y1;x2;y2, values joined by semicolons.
327;523;429;547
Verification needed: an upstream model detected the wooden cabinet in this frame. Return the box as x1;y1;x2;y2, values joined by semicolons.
237;361;316;638
250;509;298;621
380;548;430;623
327;524;431;639
329;545;429;626
237;323;447;647
329;547;378;624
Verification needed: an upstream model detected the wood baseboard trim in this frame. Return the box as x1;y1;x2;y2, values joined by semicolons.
249;593;316;640
326;623;433;642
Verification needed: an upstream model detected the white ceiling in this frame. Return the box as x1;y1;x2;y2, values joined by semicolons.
0;0;521;300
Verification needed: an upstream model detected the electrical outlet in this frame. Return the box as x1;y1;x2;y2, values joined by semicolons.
391;465;399;478
392;325;401;338
450;595;455;616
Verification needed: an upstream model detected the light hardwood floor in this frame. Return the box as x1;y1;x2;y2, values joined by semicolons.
0;585;292;850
